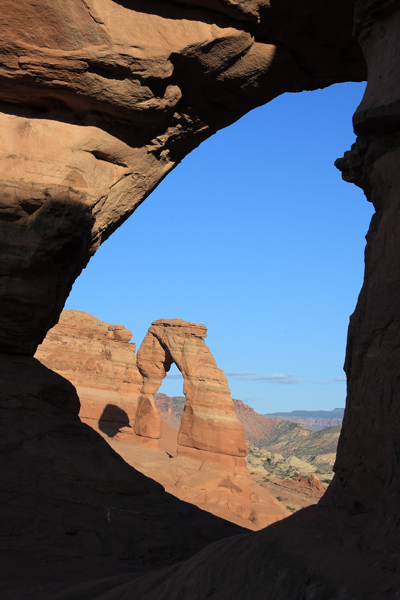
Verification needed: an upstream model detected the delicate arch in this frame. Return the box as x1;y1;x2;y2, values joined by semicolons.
136;319;247;458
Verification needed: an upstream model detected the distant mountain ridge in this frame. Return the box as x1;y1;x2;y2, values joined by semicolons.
265;408;344;431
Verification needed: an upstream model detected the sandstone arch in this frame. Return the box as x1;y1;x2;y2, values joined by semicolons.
135;319;247;458
35;311;286;529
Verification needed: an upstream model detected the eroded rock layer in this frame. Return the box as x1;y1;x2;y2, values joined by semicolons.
35;311;287;529
135;319;288;527
35;309;142;434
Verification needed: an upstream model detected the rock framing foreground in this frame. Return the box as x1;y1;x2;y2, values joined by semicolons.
1;1;400;598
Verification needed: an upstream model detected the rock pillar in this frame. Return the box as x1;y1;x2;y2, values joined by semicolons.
325;1;400;520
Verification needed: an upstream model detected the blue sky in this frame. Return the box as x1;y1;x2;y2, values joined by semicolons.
65;81;373;414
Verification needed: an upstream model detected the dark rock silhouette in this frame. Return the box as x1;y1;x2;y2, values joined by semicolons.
99;404;131;437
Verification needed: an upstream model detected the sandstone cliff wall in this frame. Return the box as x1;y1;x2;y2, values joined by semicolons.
35;310;142;434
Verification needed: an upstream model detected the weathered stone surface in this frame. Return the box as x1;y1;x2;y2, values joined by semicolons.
133;318;286;527
262;474;327;514
35;309;142;434
136;319;247;458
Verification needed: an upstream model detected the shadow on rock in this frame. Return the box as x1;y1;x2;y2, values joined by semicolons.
99;404;131;437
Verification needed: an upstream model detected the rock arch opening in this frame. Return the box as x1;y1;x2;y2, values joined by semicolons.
65;82;371;418
4;0;400;595
154;364;185;429
135;318;248;458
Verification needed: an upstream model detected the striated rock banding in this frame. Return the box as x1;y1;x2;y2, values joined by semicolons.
35;309;142;434
135;318;280;527
136;318;247;458
36;311;288;529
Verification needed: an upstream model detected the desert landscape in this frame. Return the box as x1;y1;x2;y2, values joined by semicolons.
2;1;400;598
36;309;330;526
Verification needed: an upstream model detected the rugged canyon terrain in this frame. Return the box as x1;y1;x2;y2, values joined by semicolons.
1;0;400;598
35;309;339;520
36;310;289;530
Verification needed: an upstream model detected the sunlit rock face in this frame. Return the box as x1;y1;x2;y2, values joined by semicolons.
135;318;287;529
0;0;365;354
36;312;288;529
35;309;142;434
136;318;247;457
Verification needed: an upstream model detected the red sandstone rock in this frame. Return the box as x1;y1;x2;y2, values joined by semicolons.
137;319;247;458
36;312;287;528
272;474;326;503
35;310;142;435
134;318;282;526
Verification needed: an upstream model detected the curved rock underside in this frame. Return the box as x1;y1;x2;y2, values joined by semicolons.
0;0;364;355
1;0;400;598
